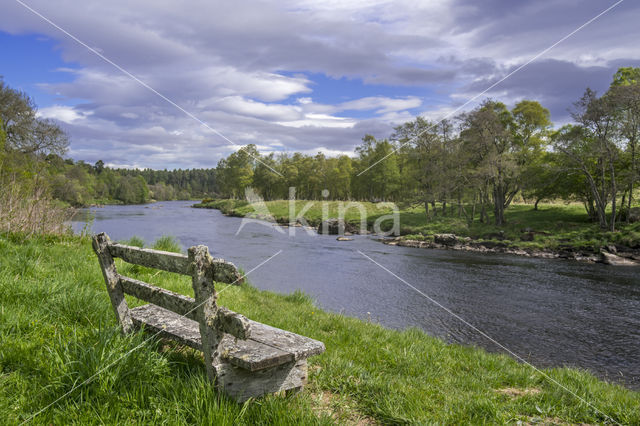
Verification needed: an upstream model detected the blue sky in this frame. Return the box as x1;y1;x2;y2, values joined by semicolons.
1;0;639;169
0;32;80;105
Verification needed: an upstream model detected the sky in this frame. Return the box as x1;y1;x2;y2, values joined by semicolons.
1;0;639;170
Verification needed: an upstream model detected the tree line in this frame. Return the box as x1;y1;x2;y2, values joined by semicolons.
45;156;217;206
216;67;640;231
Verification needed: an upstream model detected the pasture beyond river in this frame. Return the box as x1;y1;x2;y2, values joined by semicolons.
73;200;640;389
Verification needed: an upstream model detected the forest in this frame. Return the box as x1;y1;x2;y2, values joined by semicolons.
45;158;217;205
1;67;639;232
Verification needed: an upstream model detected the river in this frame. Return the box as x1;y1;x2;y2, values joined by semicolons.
72;200;640;389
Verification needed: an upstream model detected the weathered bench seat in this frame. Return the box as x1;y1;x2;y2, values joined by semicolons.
92;232;325;402
130;303;325;371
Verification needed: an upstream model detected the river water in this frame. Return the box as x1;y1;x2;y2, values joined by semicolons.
72;200;640;389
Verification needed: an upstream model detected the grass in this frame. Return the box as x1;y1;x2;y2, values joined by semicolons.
1;233;639;424
195;199;640;253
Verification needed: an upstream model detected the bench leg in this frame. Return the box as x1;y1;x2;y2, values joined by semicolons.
215;359;308;403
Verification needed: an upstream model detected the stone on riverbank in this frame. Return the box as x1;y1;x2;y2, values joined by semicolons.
434;234;458;245
381;236;632;265
318;218;357;235
600;251;639;266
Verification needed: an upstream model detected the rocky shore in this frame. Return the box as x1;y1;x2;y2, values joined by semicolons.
383;233;640;266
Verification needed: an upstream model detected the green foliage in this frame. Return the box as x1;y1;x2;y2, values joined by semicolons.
152;235;182;253
40;156;219;206
0;78;68;155
122;235;146;248
352;135;400;201
611;66;640;87
114;175;148;204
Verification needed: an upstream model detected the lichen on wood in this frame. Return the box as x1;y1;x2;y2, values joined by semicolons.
109;243;191;274
92;233;134;333
119;275;197;320
214;307;252;339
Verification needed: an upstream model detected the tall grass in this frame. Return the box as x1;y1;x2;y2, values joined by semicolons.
152;235;182;253
1;234;638;424
0;156;73;236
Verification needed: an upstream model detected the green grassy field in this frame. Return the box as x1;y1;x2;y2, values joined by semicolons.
1;233;639;424
195;199;640;253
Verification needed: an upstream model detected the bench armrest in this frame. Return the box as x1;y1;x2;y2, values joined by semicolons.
213;307;252;339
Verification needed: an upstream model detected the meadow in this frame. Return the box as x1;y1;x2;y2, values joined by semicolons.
1;232;639;424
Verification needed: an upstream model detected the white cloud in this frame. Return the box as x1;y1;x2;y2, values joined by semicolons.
338;96;422;114
214;96;303;121
37;105;90;123
277;114;355;129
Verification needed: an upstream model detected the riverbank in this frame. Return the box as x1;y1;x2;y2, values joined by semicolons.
2;233;639;424
67;197;200;209
193;199;640;265
383;234;640;265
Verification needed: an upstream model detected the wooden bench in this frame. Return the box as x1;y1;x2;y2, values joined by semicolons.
92;232;325;402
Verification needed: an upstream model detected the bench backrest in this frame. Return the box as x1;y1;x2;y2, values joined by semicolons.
92;232;250;342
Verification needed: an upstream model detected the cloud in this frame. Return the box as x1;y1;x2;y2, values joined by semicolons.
459;58;640;123
213;96;304;122
339;96;422;114
1;0;638;168
277;114;355;129
37;105;91;123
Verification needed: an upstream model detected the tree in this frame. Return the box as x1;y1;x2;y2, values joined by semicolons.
458;100;550;225
253;153;280;200
572;89;621;231
327;155;353;200
115;175;150;204
611;67;640;87
459;101;517;225
553;122;617;230
0;79;69;155
520;150;574;209
94;160;105;174
392;118;451;218
608;68;640;220
215;145;259;199
512;100;551;162
352;135;400;201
